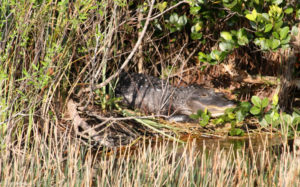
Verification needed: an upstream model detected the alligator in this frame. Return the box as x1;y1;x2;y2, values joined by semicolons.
115;73;236;122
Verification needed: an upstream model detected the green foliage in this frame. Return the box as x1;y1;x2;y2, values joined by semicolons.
229;124;245;136
153;0;297;64
189;109;211;127
250;96;269;116
162;12;188;33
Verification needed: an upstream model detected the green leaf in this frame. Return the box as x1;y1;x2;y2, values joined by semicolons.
261;98;269;108
198;52;207;62
274;21;283;30
272;94;278;106
246;9;257;21
284;7;293;14
191;32;203;40
228;112;235;120
264;24;273;33
251;96;261;107
192;23;202;32
241;101;251;111
219;42;234;51
210;50;222;61
261;13;270;21
280;26;289;40
229;128;244;136
199;115;210;127
178;15;187;26
213;118;224;125
272;31;280;39
169;13;179;23
236;110;245;122
272;0;283;5
237;29;249;45
250;106;261;115
190;6;201;15
156;2;167;13
270;39;280;50
220;31;233;41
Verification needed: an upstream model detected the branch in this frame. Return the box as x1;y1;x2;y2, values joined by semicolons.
82;0;156;93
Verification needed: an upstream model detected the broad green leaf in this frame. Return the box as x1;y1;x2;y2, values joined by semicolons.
237;29;249;45
284;7;293;14
272;31;280;39
250;106;261;115
270;39;280;50
198;52;207;62
169;13;178;23
264;24;273;33
280;26;289;40
261;13;270;21
192;23;202;32
198;52;206;58
272;112;280;121
190;6;201;15
236;110;245;122
178;15;187;26
272;0;282;5
261;98;269;108
251;96;261;107
238;36;249;45
281;35;291;45
228;112;235;120
274;21;283;30
229;128;244;136
254;38;268;50
210;50;221;61
219;42;234;51
199;115;210;126
220;31;232;41
191;32;203;40
246;9;258;21
213;118;224;125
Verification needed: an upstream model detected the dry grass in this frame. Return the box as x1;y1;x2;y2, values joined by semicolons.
1;128;300;186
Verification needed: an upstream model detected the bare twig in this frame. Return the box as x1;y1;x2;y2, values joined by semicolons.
147;1;190;21
80;0;156;95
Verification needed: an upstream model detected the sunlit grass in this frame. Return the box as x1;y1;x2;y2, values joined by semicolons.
0;128;299;186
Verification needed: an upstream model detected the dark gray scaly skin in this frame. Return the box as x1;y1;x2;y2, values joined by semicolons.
115;73;236;122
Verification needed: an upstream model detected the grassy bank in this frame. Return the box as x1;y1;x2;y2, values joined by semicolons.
1;130;300;186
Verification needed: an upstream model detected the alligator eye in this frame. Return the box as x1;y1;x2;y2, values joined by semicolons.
201;93;208;97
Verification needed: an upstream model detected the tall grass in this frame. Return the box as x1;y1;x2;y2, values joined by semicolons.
0;128;300;186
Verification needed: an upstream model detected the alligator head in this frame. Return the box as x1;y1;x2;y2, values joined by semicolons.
116;73;236;122
172;86;236;117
